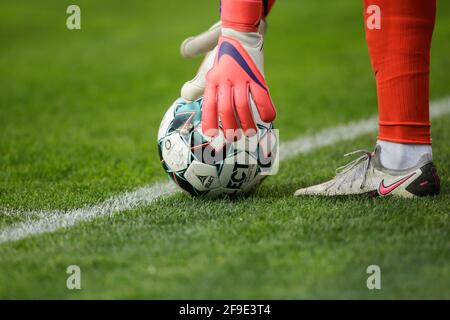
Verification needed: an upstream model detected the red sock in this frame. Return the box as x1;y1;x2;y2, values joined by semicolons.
364;0;436;144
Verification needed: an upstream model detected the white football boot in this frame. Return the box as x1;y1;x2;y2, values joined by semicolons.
294;145;440;198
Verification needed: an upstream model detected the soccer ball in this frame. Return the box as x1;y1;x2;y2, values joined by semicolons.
157;97;278;198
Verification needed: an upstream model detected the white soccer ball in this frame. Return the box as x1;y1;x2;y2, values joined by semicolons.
157;97;278;198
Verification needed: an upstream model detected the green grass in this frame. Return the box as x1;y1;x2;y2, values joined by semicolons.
0;0;449;299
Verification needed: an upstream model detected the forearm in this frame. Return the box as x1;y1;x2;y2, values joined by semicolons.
220;0;277;31
221;0;264;32
263;0;276;18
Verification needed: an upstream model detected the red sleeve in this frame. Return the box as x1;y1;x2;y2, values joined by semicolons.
221;0;263;32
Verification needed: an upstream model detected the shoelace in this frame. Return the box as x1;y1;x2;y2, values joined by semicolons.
333;149;373;189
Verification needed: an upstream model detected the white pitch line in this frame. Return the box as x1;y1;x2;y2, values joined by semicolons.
1;97;449;244
0;182;178;243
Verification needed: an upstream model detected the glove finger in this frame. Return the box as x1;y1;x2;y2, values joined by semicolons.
180;21;222;58
180;48;217;102
250;83;276;123
218;83;239;140
181;79;204;102
234;83;257;135
202;82;219;137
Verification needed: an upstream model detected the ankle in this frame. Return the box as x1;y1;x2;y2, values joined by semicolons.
377;140;432;170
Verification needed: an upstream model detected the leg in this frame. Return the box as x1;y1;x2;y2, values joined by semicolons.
365;0;436;169
295;0;440;197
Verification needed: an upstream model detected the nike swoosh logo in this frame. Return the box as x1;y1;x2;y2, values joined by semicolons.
217;41;267;92
378;172;416;196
